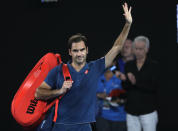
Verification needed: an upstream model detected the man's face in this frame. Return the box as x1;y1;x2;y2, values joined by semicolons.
69;41;88;65
121;40;133;58
104;70;113;80
133;41;148;60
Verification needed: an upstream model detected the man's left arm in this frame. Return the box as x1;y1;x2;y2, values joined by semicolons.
105;3;132;68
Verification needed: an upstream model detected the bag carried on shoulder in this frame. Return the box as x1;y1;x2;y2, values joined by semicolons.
11;52;72;128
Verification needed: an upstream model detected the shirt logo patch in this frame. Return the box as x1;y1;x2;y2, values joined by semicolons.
85;70;88;74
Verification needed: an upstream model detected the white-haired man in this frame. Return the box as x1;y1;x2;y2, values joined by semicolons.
121;36;159;131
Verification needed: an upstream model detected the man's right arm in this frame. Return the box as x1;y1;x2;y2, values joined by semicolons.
35;81;73;101
97;93;107;100
35;82;63;101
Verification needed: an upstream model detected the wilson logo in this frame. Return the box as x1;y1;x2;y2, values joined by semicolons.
26;98;38;114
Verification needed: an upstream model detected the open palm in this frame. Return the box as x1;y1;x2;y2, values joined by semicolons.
122;3;132;24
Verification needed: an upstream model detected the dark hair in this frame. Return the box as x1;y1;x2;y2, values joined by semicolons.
68;33;87;49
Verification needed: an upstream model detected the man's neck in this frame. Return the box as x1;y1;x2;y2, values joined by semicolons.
71;62;86;72
137;56;146;64
136;56;146;70
104;75;113;81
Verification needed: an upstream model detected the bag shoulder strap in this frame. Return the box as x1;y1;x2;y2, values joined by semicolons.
53;63;72;122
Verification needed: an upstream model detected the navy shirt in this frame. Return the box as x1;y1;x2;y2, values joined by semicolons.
44;57;105;124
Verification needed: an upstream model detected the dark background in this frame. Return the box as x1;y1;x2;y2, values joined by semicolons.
2;0;178;130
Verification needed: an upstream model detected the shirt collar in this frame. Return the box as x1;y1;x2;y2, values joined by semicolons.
134;56;151;70
67;61;89;74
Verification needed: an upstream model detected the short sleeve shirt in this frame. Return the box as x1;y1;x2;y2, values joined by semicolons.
44;57;105;124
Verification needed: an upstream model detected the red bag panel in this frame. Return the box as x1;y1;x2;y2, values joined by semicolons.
11;53;61;127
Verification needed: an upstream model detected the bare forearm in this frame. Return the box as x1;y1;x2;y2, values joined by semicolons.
35;88;64;101
113;23;131;49
114;2;133;49
97;93;107;99
105;23;131;68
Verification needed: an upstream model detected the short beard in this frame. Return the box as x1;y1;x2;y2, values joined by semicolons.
75;57;86;65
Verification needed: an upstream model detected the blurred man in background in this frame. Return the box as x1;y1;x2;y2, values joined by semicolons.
95;68;127;131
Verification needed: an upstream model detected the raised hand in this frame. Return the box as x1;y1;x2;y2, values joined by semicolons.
122;2;132;24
